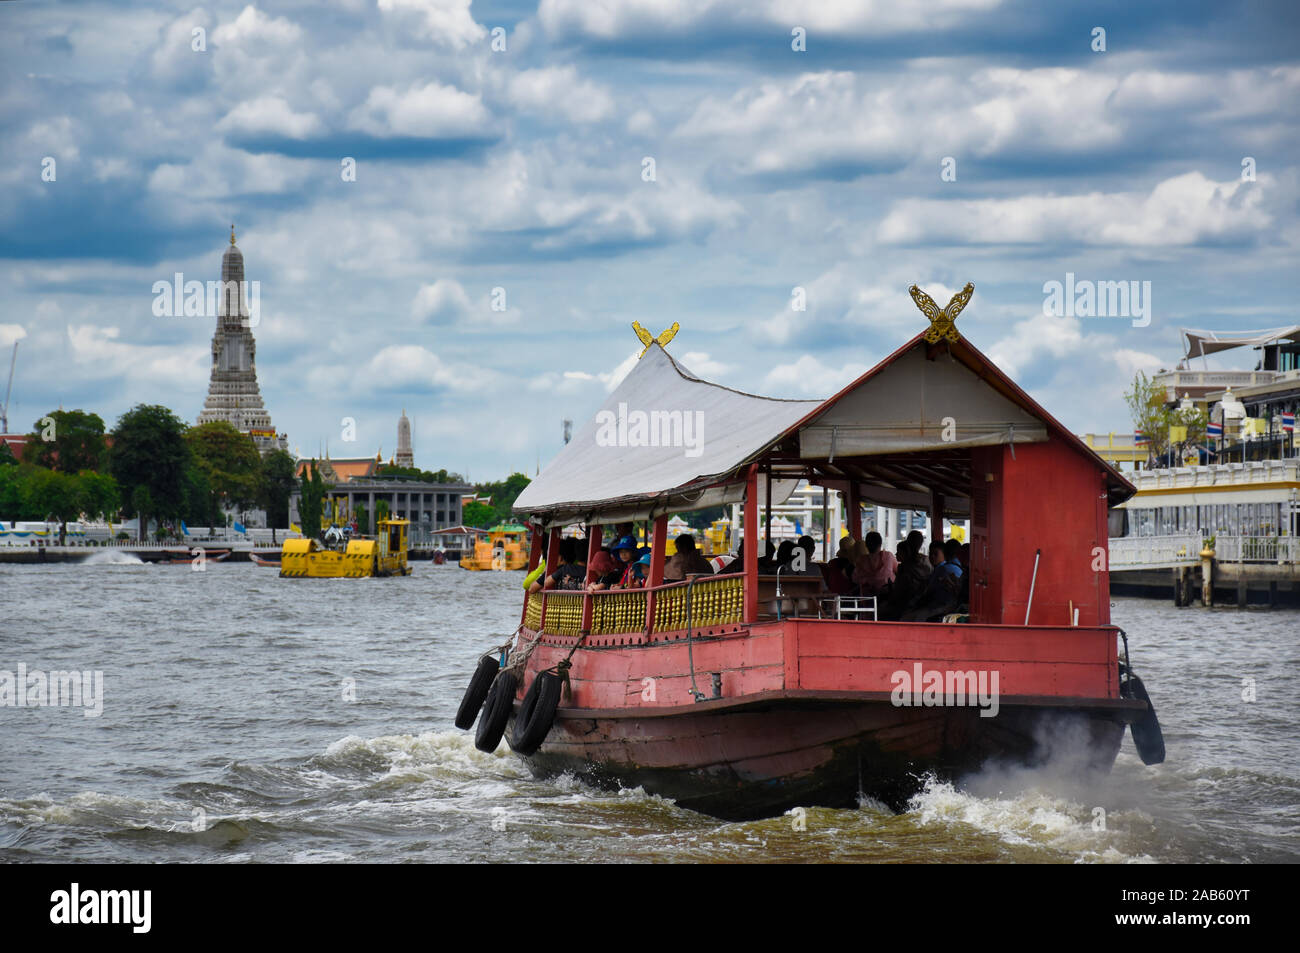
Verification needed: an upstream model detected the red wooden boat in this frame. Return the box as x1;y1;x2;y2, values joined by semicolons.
249;550;281;567
457;290;1164;820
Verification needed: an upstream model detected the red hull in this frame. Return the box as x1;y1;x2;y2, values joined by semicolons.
505;618;1145;818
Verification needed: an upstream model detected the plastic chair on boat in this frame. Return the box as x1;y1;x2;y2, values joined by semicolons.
820;595;877;620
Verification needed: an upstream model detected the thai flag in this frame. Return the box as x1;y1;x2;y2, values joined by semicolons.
1207;422;1223;438
1134;430;1148;445
1283;413;1296;433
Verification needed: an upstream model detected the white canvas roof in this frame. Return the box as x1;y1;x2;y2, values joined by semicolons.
514;332;1133;525
1182;326;1300;360
512;345;819;524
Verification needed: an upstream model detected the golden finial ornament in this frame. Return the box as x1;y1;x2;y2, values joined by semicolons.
632;321;680;357
909;282;973;343
230;224;236;245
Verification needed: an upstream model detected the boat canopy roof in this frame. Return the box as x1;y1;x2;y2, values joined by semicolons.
1181;325;1300;360
514;331;1135;526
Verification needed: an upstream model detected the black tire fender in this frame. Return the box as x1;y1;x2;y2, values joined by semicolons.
509;670;564;756
474;670;518;753
454;654;500;730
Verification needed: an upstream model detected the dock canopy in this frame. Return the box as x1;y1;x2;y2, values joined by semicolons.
514;332;1134;526
1182;326;1300;360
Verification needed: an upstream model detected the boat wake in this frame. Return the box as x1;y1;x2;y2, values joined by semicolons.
81;550;146;565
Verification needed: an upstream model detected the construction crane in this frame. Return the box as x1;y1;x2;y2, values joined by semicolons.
0;341;16;434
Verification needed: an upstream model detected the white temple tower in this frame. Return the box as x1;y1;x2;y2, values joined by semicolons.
197;225;287;454
395;409;414;467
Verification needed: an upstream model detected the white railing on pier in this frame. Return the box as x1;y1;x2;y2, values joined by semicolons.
1107;534;1203;568
1109;533;1300;568
1212;536;1300;565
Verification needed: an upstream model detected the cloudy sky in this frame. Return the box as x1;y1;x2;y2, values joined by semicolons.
2;0;1297;479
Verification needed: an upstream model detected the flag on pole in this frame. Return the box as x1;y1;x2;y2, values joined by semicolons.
1134;430;1148;446
233;521;247;534
181;521;189;536
1207;421;1223;439
1283;413;1296;433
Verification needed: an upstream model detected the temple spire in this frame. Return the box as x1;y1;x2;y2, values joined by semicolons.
230;223;237;245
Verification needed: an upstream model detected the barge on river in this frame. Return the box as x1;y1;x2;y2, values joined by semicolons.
459;290;1163;819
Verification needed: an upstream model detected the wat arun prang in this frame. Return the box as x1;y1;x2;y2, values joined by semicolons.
196;226;288;455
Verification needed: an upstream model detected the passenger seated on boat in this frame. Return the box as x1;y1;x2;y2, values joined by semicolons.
757;540;778;570
610;535;640;588
881;536;931;619
629;553;652;587
710;539;741;573
797;535;817;567
544;538;586;591
664;533;713;581
900;540;963;622
853;531;897;596
587;549;622;591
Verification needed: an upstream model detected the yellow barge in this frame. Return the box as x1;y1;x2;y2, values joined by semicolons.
460;525;529;571
280;519;412;578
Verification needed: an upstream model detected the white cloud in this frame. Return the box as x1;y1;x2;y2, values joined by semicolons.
763;354;867;397
0;324;28;348
985;310;1085;380
213;5;303;46
217;96;323;139
507;66;614;124
361;344;493;392
377;0;487;50
349;80;491;138
679;351;732;378
878;172;1273;247
66;325;206;391
539;0;1000;39
411;279;472;322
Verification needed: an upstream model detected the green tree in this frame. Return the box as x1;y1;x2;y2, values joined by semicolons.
1125;371;1209;465
259;449;297;540
23;468;81;544
354;501;369;535
0;440;17;466
185;421;262;528
462;500;493;526
298;461;331;538
0;463;29;520
76;470;121;523
21;409;108;474
111;405;188;540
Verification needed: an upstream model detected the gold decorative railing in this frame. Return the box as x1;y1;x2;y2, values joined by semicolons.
540;592;583;636
524;592;543;630
591;590;647;635
652;574;744;632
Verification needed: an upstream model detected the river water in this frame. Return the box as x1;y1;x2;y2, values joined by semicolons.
1;558;1296;863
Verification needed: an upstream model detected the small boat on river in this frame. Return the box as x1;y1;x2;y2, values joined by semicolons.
453;291;1165;819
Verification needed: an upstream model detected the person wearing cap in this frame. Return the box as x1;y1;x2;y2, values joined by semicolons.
610;534;639;588
629;552;652;588
664;532;713;581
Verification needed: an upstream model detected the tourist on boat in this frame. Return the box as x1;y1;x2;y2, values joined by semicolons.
797;535;817;566
664;533;713;581
710;540;742;574
630;552;652;587
757;540;778;570
610;535;640;588
853;531;897;596
586;549;622;591
900;540;963;621
544;538;586;591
